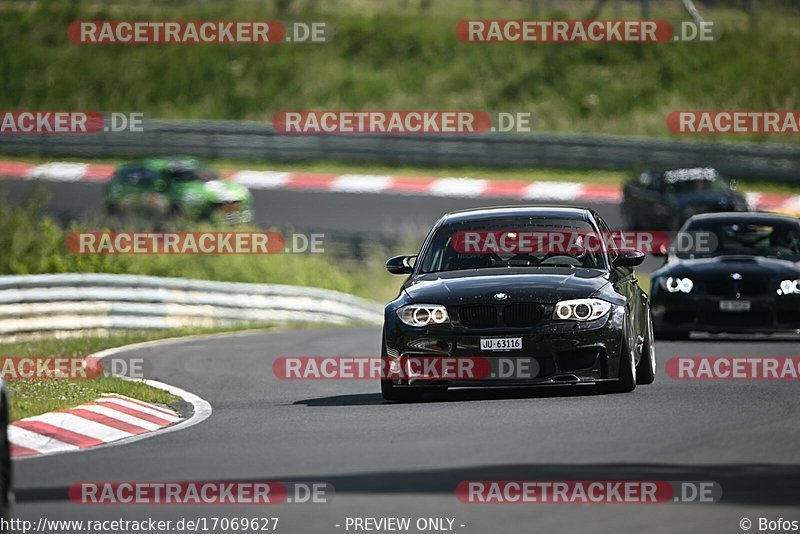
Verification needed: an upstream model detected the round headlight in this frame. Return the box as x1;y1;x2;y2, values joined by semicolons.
779;279;800;295
556;303;572;320
574;303;592;320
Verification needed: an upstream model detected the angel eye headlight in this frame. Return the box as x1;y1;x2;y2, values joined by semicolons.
778;279;800;295
664;277;693;294
397;305;450;327
552;298;612;321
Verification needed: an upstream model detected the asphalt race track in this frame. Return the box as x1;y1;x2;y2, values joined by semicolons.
13;328;800;533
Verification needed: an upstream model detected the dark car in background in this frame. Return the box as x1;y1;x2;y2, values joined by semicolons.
622;167;748;230
105;156;253;224
651;212;800;339
380;206;656;401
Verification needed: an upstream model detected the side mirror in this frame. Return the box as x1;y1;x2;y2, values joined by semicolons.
386;255;416;275
613;248;645;267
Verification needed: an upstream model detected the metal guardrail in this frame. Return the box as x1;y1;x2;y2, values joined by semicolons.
0;273;384;335
1;119;799;183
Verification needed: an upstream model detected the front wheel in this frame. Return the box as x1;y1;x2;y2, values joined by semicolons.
380;378;421;402
601;328;636;394
636;311;656;385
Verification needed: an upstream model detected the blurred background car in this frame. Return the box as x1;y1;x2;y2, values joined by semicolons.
105;156;253;224
622;167;749;230
651;212;800;339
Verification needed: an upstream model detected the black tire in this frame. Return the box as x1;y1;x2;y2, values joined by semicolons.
602;325;636;394
0;396;11;523
380;378;421;402
636;311;656;385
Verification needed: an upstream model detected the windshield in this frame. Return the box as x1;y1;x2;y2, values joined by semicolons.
418;217;609;273
167;163;220;182
662;169;729;195
676;220;800;260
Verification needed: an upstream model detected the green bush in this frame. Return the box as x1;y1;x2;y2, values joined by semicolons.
0;186;395;300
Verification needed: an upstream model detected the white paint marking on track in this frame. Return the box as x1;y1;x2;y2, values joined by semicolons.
34;412;133;442
524;181;584;201
429;177;488;198
103;393;179;417
75;405;163;431
9;426;78;455
95;397;181;422
231;170;291;189
329;174;393;193
25;162;89;182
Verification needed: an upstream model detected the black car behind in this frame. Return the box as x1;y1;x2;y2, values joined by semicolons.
652;212;800;338
622;167;748;231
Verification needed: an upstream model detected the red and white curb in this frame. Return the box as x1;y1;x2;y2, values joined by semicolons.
10;394;180;458
8;333;223;460
1;160;798;211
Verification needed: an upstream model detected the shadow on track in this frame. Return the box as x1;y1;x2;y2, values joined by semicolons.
294;384;623;407
17;463;800;507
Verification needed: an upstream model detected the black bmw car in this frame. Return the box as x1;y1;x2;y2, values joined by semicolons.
622;167;748;230
380;206;656;401
652;212;800;339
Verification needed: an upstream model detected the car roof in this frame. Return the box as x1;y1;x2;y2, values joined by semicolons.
118;156;203;171
439;205;596;225
645;167;721;180
686;211;800;225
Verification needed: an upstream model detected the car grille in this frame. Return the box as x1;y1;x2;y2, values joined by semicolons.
459;304;498;328
458;302;544;328
705;278;769;297
503;302;545;327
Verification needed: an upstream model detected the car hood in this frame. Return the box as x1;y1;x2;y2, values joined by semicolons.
657;255;800;279
403;267;611;305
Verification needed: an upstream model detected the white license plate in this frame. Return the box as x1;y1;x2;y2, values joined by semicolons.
480;337;522;351
720;300;751;312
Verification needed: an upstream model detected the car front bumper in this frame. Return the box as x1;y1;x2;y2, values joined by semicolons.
653;293;800;334
383;306;627;388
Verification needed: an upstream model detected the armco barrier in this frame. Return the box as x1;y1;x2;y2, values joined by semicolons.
0;273;384;335
0;119;799;183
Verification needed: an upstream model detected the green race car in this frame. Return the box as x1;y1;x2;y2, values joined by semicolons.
105;156;253;224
